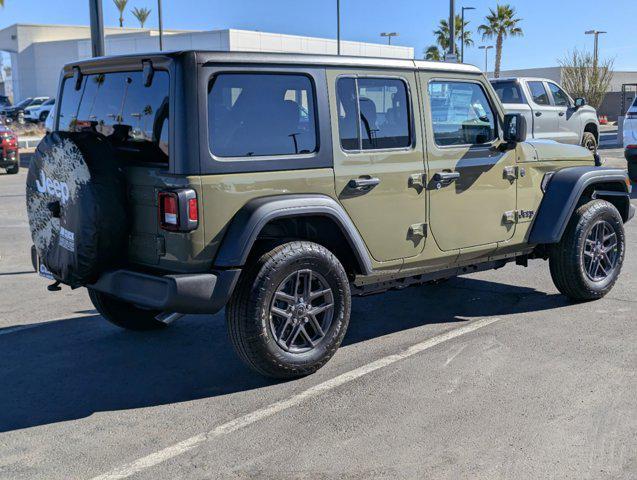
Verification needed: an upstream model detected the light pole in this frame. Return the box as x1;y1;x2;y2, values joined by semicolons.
585;29;607;68
88;0;105;57
479;45;493;74
336;0;341;55
157;0;164;51
380;32;399;45
460;6;475;63
445;0;457;62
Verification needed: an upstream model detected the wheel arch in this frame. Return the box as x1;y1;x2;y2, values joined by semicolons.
583;122;599;143
529;166;633;245
213;194;373;276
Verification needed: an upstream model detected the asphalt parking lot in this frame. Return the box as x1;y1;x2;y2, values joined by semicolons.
0;139;635;479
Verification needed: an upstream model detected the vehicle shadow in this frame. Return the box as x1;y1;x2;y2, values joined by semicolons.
0;276;567;432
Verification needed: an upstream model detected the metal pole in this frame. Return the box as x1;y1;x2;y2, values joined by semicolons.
88;0;105;57
448;0;455;57
157;0;164;51
593;33;598;68
337;0;341;55
485;47;488;73
461;8;465;63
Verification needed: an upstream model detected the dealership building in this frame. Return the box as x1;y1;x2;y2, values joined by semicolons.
0;24;414;103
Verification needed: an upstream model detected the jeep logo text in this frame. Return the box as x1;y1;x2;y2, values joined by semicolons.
35;171;70;204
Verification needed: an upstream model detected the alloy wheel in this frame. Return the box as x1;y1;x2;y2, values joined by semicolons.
583;220;620;282
269;269;334;353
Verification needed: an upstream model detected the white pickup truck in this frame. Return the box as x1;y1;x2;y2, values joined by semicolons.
491;77;600;152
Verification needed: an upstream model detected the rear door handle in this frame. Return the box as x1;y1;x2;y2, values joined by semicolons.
348;177;380;190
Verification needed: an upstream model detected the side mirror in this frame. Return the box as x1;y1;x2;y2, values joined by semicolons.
574;97;586;108
503;113;527;143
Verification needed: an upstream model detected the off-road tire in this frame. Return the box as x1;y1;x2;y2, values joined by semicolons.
6;164;18;174
628;161;637;183
226;241;351;379
581;131;597;153
88;288;167;331
549;199;625;301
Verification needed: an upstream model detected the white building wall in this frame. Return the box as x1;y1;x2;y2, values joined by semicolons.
0;24;415;102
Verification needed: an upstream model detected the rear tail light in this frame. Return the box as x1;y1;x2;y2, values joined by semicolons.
158;189;198;232
626;145;637;150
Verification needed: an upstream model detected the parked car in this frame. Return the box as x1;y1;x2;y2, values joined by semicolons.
44;103;56;133
0;95;11;108
0;124;18;174
24;98;55;123
1;96;49;123
623;96;637;182
491;77;599;151
26;52;633;379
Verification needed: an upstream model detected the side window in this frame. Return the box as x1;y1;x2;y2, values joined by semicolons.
208;73;318;158
336;77;411;151
492;81;525;104
528;81;550;106
428;81;497;146
547;83;570;107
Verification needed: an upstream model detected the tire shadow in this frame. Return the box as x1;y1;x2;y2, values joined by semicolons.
0;276;567;432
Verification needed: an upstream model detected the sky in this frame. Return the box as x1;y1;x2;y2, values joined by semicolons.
0;0;635;71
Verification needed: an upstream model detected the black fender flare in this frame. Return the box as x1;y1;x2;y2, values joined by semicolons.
213;194;374;275
528;166;633;244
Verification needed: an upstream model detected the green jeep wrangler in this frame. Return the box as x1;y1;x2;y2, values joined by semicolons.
27;51;634;379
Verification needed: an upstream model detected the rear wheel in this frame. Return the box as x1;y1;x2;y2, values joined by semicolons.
226;241;351;379
88;289;167;331
6;163;18;174
581;131;597;153
39;111;49;122
549;200;625;301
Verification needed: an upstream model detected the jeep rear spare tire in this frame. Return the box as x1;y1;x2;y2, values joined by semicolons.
26;132;128;287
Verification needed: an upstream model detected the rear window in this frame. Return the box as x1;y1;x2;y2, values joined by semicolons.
208;73;318;158
57;70;169;164
491;81;525;104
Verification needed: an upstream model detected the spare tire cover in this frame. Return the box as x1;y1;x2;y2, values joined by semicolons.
26;132;128;287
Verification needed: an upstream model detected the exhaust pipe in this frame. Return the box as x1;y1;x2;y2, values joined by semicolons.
155;312;185;325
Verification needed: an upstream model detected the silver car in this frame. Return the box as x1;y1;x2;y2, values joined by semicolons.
491;77;599;151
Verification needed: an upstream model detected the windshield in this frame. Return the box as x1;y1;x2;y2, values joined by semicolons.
15;98;32;108
57;70;169;165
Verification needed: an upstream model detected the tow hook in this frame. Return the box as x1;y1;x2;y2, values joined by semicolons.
155;312;185;325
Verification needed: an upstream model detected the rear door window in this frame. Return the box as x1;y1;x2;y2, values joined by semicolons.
492;81;525;104
58;70;170;164
336;77;411;151
527;81;550;106
208;73;318;157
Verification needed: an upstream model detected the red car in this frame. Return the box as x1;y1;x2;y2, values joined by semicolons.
0;125;18;174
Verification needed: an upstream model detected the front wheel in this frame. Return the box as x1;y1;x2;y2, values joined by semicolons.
226;241;351;379
88;289;167;331
549;199;625;301
6;163;18;174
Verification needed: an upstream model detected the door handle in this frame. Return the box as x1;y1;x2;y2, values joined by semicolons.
432;171;460;188
535;111;542;117
558;112;565;116
348;177;380;190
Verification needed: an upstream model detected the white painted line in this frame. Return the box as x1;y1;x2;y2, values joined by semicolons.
90;316;501;480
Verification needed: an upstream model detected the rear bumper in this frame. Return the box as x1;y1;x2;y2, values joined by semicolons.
88;268;242;314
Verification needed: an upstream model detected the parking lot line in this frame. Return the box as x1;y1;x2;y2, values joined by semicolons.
89;316;502;480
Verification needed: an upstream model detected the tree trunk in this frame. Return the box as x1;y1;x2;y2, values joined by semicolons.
494;33;503;78
119;15;123;28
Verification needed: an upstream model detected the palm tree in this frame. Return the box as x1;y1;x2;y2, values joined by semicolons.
113;0;129;28
132;7;151;29
478;4;523;78
424;15;472;62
